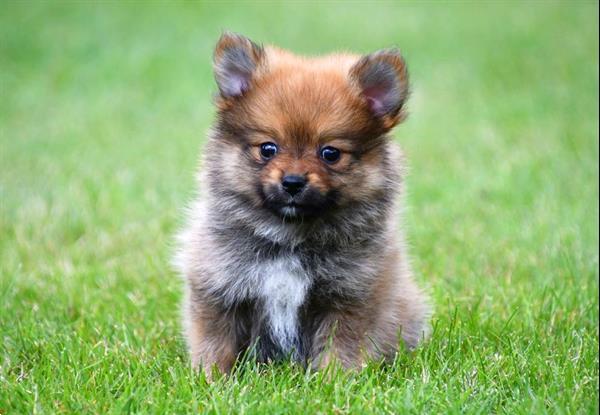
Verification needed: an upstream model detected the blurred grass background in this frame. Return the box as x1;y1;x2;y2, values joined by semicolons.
1;1;598;413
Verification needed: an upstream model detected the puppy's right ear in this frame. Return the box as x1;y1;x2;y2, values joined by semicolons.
214;32;265;99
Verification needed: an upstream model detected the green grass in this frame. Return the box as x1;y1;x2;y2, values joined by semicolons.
1;1;598;413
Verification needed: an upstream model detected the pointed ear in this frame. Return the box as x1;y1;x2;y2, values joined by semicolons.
213;32;265;98
350;49;409;123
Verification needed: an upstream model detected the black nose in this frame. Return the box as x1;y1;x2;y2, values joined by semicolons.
281;175;306;196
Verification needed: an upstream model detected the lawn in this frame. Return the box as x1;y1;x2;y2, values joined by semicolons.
1;1;598;413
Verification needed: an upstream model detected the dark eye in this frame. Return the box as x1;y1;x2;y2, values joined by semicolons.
260;142;278;160
320;146;341;164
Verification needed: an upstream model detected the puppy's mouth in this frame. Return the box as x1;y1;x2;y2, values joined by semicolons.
261;187;335;220
278;201;312;219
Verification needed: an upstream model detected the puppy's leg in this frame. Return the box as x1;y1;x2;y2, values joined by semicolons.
311;310;369;370
183;293;237;379
311;250;430;369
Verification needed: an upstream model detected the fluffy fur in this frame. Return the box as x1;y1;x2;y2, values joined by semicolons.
175;33;431;376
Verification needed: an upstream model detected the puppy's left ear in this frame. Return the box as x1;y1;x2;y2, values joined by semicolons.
213;32;265;99
349;49;409;127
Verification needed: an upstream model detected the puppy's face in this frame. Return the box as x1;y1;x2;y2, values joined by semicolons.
211;34;409;220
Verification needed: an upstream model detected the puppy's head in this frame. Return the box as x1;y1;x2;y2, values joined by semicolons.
209;33;409;221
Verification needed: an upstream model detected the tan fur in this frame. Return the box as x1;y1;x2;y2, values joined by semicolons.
182;291;237;379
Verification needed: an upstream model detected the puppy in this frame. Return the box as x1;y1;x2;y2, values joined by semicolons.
175;33;430;376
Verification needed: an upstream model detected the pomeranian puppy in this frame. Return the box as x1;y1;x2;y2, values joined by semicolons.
175;33;430;376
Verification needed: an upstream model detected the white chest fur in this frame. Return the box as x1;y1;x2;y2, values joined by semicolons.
257;257;310;354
